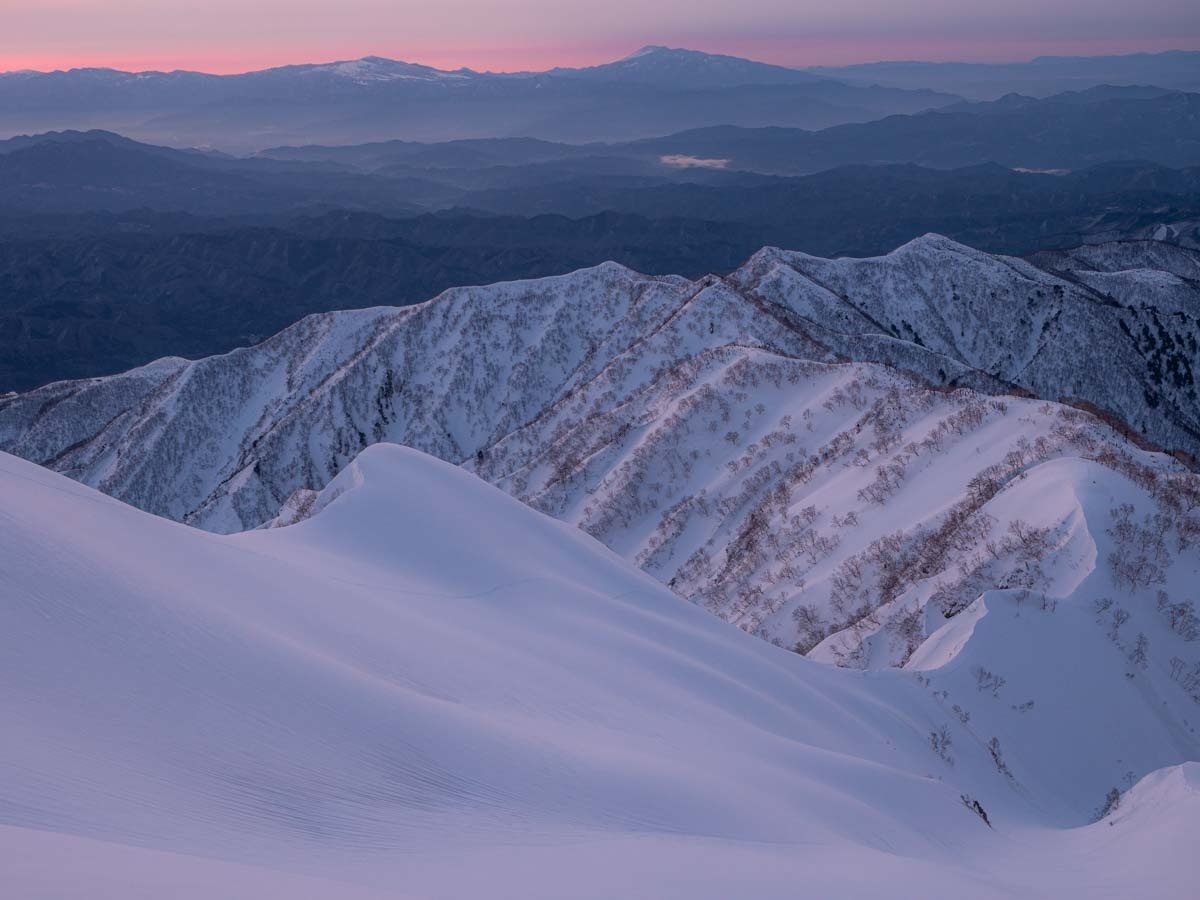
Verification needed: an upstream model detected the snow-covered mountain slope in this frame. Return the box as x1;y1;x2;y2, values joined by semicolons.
2;236;1198;663
296;56;473;85
2;445;1197;898
732;238;1200;455
484;348;1200;661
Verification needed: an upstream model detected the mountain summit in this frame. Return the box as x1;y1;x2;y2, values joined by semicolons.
556;45;827;87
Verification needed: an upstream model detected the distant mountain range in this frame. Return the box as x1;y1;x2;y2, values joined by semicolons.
3;117;1200;393
255;83;1188;172
3;46;1196;152
458;160;1200;251
620;89;1200;174
0;130;431;215
0;46;959;152
2;77;1199;393
258;87;1200;177
3;81;1199;216
810;49;1200;100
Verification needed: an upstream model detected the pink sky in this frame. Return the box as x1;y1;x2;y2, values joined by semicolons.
1;1;1197;74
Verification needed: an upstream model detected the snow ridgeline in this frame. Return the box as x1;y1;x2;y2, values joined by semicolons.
2;235;1198;666
1;445;1197;897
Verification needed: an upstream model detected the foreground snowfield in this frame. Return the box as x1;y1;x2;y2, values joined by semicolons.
2;444;1197;897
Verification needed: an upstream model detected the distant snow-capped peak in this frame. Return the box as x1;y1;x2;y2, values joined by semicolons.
304;56;473;83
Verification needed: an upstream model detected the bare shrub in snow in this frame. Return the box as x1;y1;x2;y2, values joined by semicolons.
929;726;954;764
857;460;908;505
960;794;992;827
1169;657;1200;703
1108;606;1131;643
1095;787;1122;822
1005;520;1054;565
987;737;1013;779
791;604;827;655
1107;503;1170;591
973;666;1006;697
888;606;925;665
1128;633;1150;670
1157;592;1199;641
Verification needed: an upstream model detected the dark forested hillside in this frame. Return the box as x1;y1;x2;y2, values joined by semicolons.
4;154;1200;392
0;213;763;390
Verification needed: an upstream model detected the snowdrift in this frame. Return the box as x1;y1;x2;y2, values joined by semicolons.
1;445;1197;897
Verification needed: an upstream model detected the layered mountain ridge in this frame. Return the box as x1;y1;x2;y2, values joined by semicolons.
0;47;958;152
3;235;1199;663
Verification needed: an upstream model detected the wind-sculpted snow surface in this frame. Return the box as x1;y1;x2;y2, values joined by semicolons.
2;236;1199;664
1;445;1198;897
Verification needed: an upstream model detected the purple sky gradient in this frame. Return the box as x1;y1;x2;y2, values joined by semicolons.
1;0;1197;73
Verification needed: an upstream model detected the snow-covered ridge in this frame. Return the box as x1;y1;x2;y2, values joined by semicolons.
2;236;1198;664
2;445;1198;896
305;56;475;85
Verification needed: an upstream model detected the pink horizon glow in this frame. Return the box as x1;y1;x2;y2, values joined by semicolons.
3;34;1198;76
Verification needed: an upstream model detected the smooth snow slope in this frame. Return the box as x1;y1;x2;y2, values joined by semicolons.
1;445;1197;898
